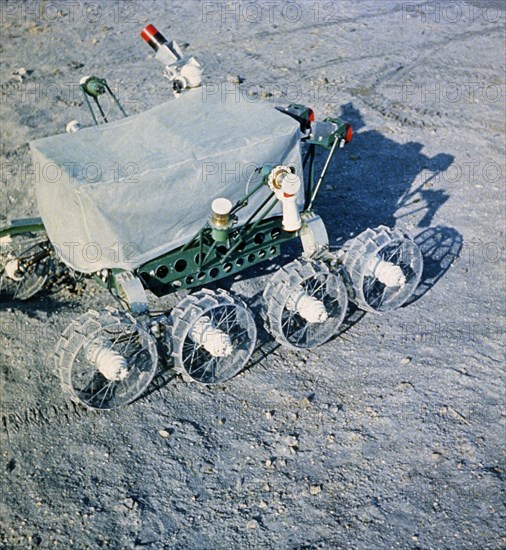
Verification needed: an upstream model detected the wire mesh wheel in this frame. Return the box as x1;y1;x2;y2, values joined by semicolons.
55;308;158;410
170;289;257;384
342;225;423;313
0;232;53;300
263;258;348;350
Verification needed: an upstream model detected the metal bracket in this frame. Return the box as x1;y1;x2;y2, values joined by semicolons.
0;217;45;240
113;271;149;315
299;211;329;259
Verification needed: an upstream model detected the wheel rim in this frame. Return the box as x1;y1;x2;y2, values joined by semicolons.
172;290;257;384
342;226;424;313
280;270;347;348
0;235;52;300
264;260;348;350
57;310;158;410
361;239;423;312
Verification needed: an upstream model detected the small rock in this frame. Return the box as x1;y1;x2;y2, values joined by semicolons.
258;500;268;509
366;406;379;418
265;459;272;467
227;74;244;84
68;61;84;70
12;68;32;81
401;356;412;365
158;429;171;438
285;435;298;448
123;497;136;510
309;485;322;495
246;519;258;529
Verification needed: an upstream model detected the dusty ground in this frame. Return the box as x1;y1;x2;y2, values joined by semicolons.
0;0;505;548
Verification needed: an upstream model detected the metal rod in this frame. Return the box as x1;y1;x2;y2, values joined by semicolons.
221;195;278;263
302;146;312;168
82;92;98;125
0;223;45;240
230;173;264;216
180;227;205;252
242;190;275;229
308;138;339;210
305;144;316;210
93;96;108;123
104;83;128;117
202;239;217;266
197;231;203;267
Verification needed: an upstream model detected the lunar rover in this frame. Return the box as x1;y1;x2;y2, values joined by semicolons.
0;25;423;410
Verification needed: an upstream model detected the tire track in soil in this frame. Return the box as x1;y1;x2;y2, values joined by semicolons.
346;24;505;129
1;400;98;438
0;367;188;438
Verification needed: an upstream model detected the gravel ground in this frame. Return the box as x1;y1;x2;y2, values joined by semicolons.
0;1;505;548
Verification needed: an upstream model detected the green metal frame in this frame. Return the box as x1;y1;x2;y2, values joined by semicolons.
138;215;294;296
81;76;128;125
302;116;349;209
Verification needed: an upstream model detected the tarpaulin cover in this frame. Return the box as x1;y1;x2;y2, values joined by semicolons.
30;84;303;273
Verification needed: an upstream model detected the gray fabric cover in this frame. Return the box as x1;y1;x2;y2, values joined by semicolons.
30;85;303;273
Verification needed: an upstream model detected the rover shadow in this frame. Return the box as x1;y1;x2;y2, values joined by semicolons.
0;289;85;318
406;225;463;305
313;102;455;241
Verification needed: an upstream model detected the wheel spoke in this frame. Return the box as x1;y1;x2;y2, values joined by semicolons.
264;260;348;349
0;235;52;300
343;227;423;312
58;309;158;409
172;290;256;384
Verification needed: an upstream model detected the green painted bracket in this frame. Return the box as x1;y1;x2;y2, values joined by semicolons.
0;218;46;240
138;216;297;297
304;116;351;149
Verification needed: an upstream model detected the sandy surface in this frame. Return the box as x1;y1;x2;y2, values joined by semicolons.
1;0;505;548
